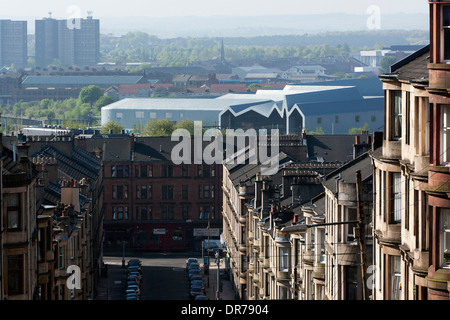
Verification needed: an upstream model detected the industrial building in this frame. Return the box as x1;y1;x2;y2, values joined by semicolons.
101;79;384;135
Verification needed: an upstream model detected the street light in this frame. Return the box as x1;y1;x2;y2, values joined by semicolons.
215;250;220;300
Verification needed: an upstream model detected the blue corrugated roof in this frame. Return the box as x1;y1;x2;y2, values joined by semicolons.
296;96;383;116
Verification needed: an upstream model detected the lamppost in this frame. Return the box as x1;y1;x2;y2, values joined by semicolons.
215;250;220;300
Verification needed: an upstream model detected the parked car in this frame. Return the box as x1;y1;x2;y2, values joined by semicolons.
186;258;199;270
126;284;141;295
190;275;202;282
126;287;140;296
127;274;140;282
128;258;141;267
190;280;204;289
195;295;207;300
128;271;142;279
126;294;139;300
126;280;140;288
188;263;200;271
188;269;201;279
190;286;204;299
127;265;142;273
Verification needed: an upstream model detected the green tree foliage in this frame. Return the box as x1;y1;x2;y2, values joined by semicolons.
95;95;114;111
79;85;103;106
141;119;175;136
379;56;397;74
101;121;124;134
174;118;195;135
307;127;324;135
348;123;370;134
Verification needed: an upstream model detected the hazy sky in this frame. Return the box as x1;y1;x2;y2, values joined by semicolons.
2;0;428;19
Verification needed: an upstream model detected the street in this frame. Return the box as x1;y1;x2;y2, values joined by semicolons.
100;253;196;300
96;252;236;301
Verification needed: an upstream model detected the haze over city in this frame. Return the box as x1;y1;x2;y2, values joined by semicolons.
0;0;449;308
1;0;429;37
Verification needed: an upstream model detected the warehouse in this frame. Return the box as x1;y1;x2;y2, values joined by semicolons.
101;79;384;135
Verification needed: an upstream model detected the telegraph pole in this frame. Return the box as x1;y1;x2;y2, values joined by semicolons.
356;170;366;300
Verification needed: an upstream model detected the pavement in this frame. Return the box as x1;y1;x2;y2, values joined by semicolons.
201;258;237;301
95;253;237;301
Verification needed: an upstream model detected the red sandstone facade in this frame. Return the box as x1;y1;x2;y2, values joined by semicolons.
427;0;450;300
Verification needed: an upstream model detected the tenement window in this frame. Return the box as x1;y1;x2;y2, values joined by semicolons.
441;105;450;165
391;91;402;140
441;209;450;268
442;6;450;61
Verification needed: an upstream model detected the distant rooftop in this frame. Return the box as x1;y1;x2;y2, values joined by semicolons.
22;75;145;88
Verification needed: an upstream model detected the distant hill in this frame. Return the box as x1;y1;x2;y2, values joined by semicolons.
98;13;429;38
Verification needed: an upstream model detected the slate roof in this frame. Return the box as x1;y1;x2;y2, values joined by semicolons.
22;75;145;88
226;146;294;188
32;145;100;182
305;134;366;163
381;44;430;83
322;151;373;194
210;83;248;93
100;135;228;163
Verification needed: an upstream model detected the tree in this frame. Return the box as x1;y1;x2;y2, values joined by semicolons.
101;121;124;134
247;83;261;92
348;123;370;134
141;119;175;136
307;127;324;135
79;85;103;106
95;96;114;111
174;119;195;135
379;56;397;74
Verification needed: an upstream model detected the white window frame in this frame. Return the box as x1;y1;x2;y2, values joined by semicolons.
135;111;144;119
392;172;402;223
279;247;289;272
391;90;402;140
441;209;450;268
346;207;358;243
390;255;401;300
441;6;450;62
441;105;450;165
